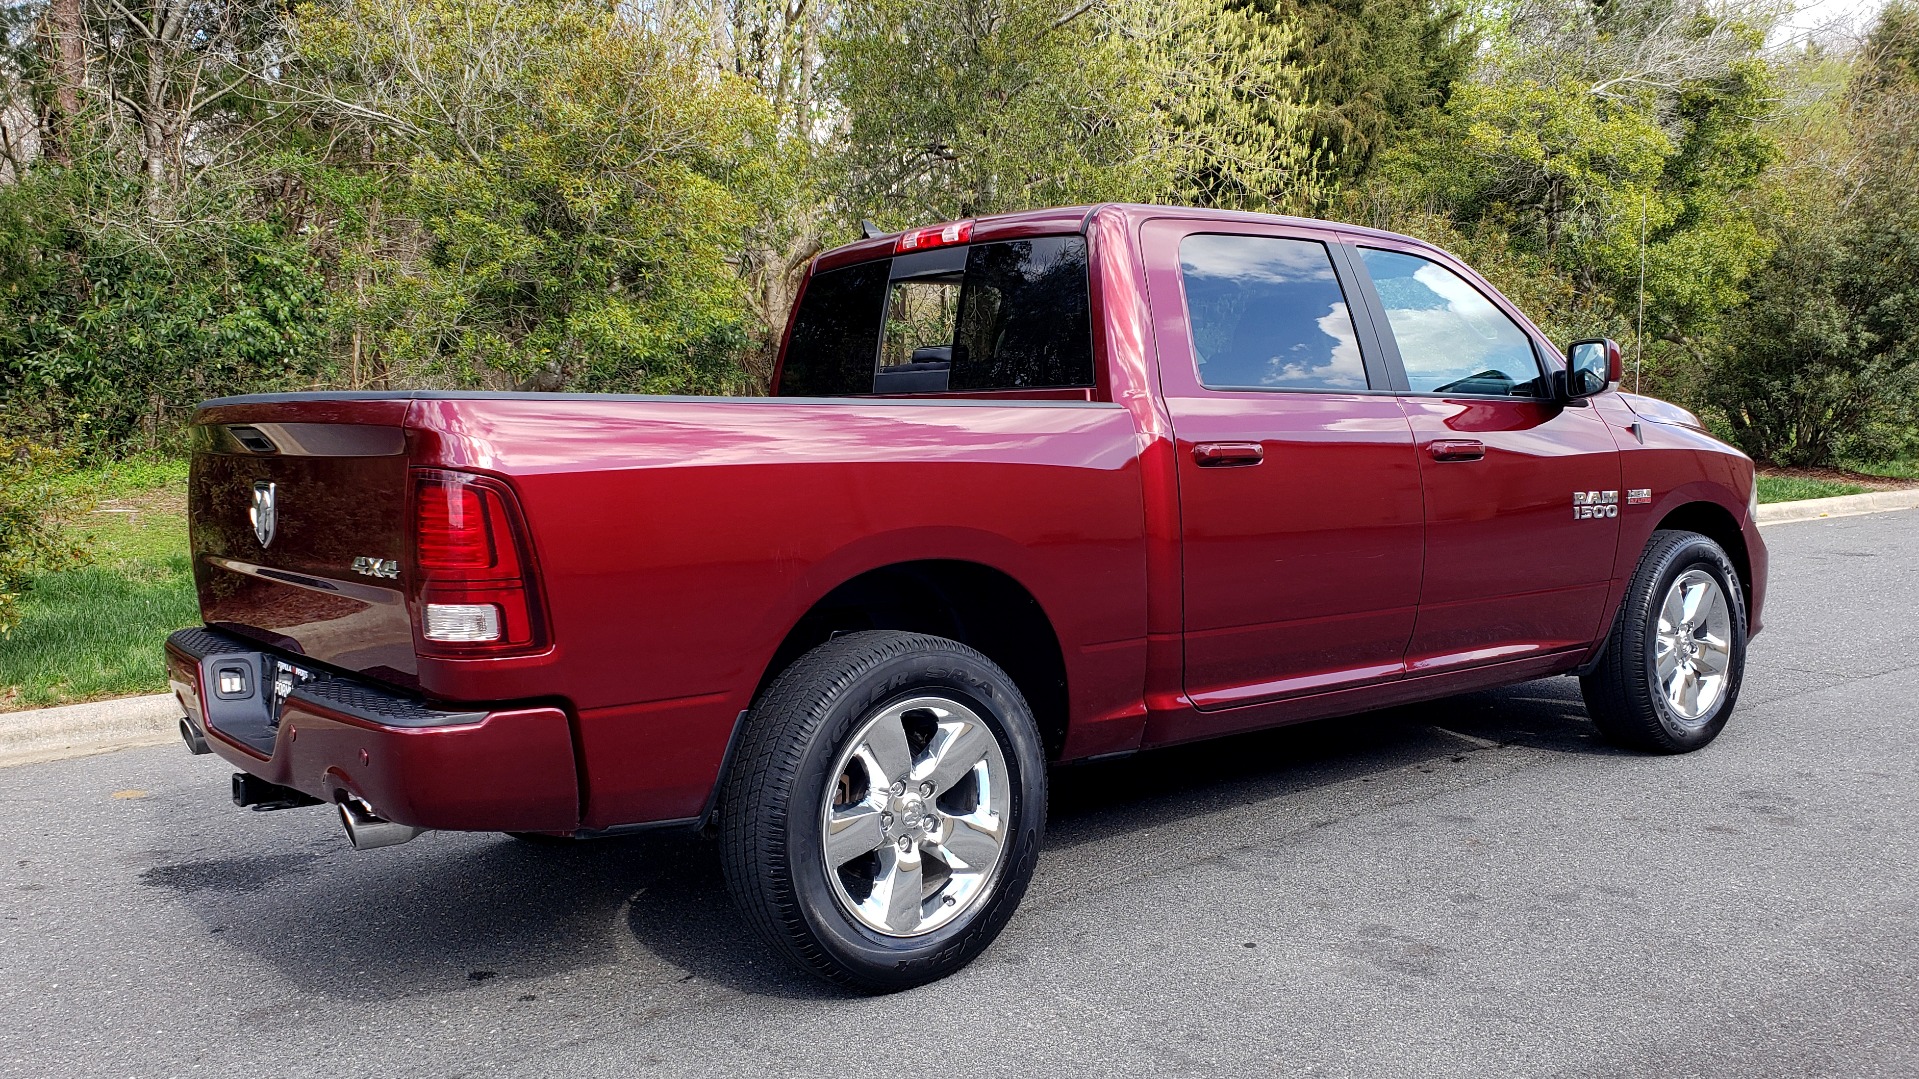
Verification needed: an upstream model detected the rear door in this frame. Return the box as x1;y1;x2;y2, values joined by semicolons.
1344;238;1622;672
1140;218;1426;725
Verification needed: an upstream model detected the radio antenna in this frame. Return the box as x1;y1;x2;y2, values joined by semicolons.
1635;191;1647;394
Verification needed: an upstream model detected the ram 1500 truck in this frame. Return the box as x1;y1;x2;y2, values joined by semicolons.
167;204;1766;991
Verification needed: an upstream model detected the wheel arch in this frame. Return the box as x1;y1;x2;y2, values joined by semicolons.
1654;500;1753;613
754;559;1071;760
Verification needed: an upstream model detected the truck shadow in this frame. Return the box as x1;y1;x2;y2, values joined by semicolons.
1044;674;1618;852
140;677;1612;1002
624;676;1616;996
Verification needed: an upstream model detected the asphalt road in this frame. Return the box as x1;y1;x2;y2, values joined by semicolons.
4;511;1917;1078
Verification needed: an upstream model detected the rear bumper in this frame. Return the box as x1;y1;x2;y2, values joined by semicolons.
166;627;579;833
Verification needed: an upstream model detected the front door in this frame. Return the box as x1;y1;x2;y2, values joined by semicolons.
1347;240;1622;672
1140;220;1427;732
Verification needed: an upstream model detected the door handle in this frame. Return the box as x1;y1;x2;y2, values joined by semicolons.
1194;442;1264;467
1428;439;1485;462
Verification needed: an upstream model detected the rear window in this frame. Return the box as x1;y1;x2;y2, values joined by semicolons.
778;236;1094;396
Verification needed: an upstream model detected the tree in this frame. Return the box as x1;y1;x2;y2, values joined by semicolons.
1141;0;1325;213
827;0;1323;225
281;0;781;394
37;0;83;166
1711;2;1919;464
828;0;1162;224
1361;0;1779;400
1272;0;1473;188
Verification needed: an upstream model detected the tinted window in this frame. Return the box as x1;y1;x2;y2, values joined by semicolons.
1178;234;1368;391
777;236;1093;396
951;237;1094;390
1358;248;1544;398
781;259;891;396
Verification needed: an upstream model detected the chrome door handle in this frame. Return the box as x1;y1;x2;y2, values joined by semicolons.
1194;442;1264;467
1428;439;1485;462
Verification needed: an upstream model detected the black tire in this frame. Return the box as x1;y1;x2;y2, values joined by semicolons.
1582;529;1748;753
719;630;1047;992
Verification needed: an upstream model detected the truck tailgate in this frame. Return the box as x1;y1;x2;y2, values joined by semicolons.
189;400;418;683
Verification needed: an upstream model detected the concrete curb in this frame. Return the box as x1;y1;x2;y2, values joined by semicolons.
1757;488;1919;526
0;693;181;768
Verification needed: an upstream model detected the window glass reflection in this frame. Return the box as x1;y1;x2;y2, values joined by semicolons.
1179;234;1368;392
1359;248;1543;398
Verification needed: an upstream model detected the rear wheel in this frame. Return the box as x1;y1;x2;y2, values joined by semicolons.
1582;530;1748;753
719;630;1046;992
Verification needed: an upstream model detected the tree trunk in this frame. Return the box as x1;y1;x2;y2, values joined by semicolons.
142;35;170;208
40;0;86;167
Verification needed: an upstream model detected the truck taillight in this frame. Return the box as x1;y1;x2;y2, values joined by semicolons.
411;470;544;654
418;483;495;570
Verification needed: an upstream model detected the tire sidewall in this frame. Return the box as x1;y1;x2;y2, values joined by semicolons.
1637;537;1748;748
779;646;1046;987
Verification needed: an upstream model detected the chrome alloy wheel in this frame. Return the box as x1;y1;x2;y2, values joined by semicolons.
820;695;1011;938
1654;568;1734;726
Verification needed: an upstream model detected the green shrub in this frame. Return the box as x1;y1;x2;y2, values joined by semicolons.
0;165;336;460
0;440;93;635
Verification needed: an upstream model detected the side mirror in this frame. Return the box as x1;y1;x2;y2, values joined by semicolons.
1564;338;1621;399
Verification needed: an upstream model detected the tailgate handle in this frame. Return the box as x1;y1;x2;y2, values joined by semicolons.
1194;442;1264;467
1428;439;1485;462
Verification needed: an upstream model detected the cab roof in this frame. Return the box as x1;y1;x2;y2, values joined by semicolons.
809;203;1424;274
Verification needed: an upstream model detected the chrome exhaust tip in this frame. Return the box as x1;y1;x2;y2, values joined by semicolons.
179;716;211;756
337;797;425;850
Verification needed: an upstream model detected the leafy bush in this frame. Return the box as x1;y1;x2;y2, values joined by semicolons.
0;166;336;460
0;439;92;636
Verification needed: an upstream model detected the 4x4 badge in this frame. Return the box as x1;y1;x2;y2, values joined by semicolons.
250;482;277;547
352;556;400;579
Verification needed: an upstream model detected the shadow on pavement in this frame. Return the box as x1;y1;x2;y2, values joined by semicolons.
135;677;1614;1001
1048;675;1618;847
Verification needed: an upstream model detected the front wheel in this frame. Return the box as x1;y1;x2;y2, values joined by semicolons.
719;631;1047;992
1582;529;1749;753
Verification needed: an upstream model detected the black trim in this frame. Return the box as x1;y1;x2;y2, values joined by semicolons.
168;627;493;740
197;390;1118;410
695;710;752;834
193;422;406;457
889;247;968;279
1336;242;1410;392
1329;241;1407;392
232;772;324;811
1068;748;1140;765
1572;635;1612;678
288;679;487;729
569;816;703;840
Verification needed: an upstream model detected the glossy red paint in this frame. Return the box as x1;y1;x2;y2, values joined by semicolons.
1136;217;1425;727
180;203;1766;835
408;395;1154;825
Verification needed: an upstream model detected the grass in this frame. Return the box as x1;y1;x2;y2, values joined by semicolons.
1756;474;1868;504
1842;458;1919;481
0;457;196;711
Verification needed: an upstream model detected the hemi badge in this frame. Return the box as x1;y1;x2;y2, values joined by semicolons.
1627;489;1652;505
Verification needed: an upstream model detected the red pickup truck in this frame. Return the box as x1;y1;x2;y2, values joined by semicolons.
167;204;1766;991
